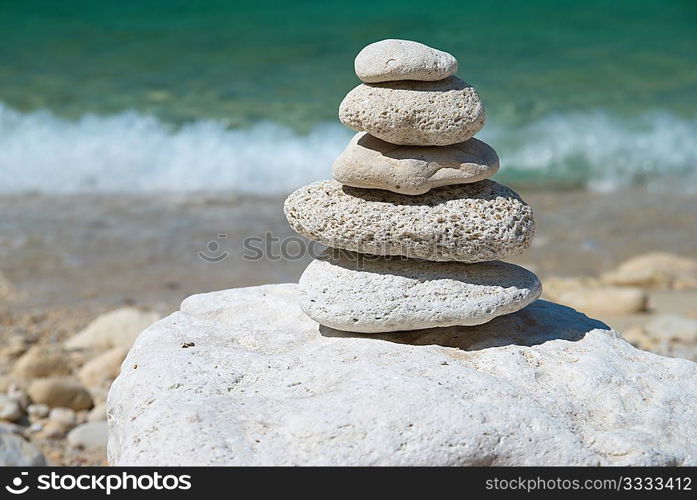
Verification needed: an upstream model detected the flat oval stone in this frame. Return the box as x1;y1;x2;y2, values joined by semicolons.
354;39;458;83
332;132;499;195
299;251;542;333
339;76;485;146
283;179;535;262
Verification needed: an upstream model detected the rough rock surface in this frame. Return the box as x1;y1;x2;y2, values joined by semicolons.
299;252;541;332
354;39;457;83
284;180;535;262
339;76;485;146
332;133;499;194
109;284;697;466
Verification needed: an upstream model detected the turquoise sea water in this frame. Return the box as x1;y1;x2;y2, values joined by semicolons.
1;0;696;193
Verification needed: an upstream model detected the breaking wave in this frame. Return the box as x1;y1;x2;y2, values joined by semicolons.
1;103;695;194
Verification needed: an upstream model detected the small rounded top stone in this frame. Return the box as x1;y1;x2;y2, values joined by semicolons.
354;39;458;83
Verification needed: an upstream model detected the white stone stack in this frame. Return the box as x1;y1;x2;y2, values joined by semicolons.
284;39;541;333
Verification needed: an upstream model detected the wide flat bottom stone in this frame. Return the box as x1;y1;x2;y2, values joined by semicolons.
299;254;541;332
107;284;697;466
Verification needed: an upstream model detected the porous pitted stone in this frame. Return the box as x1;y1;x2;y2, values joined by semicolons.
284;180;534;262
339;76;485;146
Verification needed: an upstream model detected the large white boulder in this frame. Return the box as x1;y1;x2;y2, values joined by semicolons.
108;284;697;466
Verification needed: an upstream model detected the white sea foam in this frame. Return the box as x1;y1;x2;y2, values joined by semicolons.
484;111;697;192
1;103;695;194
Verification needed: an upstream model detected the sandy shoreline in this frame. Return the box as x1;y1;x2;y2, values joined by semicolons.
2;187;696;311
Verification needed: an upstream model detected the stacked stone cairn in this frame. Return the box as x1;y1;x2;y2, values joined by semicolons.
284;39;541;333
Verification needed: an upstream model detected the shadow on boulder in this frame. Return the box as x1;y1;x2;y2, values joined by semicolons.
320;299;609;351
